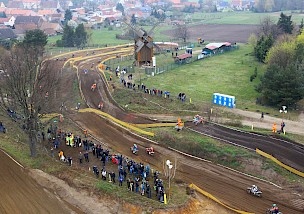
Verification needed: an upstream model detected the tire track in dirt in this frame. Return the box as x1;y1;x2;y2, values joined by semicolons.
0;150;75;214
72;112;303;214
186;122;304;172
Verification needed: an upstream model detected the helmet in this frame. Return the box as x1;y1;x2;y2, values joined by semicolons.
134;144;137;147
272;204;277;207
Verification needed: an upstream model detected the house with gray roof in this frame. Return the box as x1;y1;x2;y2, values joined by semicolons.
0;27;16;40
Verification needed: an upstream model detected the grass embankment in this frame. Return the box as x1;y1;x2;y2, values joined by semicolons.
107;44;300;119
112;87;199;115
108;45;287;115
152;127;254;169
142;44;262;109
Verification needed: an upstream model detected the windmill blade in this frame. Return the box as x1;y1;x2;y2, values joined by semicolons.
135;28;145;38
147;22;160;37
136;42;145;52
146;42;153;49
124;21;145;38
136;40;144;47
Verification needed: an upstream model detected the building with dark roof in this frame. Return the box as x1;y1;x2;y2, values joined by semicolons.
14;15;43;26
0;27;16;39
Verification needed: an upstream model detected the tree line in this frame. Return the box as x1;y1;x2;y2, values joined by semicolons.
56;9;89;48
253;0;304;12
252;13;304;108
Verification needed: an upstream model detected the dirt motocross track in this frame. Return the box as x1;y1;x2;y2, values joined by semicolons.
186;122;304;172
68;46;304;214
0;150;74;214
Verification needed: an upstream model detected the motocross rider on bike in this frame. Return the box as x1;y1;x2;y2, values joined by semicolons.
132;144;138;153
270;204;279;214
251;185;259;194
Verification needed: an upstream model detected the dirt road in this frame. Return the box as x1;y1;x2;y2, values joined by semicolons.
0;150;76;214
227;108;304;136
187;122;304;172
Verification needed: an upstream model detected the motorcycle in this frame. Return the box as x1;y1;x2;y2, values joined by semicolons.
130;147;138;155
266;209;282;214
146;147;154;156
247;186;262;197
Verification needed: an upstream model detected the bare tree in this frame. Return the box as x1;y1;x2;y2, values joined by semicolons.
0;46;59;157
258;16;281;39
174;23;189;43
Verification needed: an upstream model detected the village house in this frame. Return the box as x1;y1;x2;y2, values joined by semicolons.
0;27;16;39
3;16;15;27
40;21;62;35
3;9;37;16
0;17;9;26
40;0;61;11
13;15;44;37
0;2;5;8
6;1;24;9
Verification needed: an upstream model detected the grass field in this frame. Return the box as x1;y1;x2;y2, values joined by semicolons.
46;25;172;52
139;44;265;111
192;11;304;25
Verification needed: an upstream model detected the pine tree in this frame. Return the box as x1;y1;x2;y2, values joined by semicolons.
131;14;136;25
277;12;293;34
254;35;274;62
116;3;124;14
259;63;304;107
64;9;72;23
62;24;74;47
299;18;304;34
74;24;88;48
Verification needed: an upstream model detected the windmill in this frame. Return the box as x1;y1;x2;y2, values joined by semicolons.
124;22;162;66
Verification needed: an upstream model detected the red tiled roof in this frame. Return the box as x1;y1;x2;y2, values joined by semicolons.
14;23;37;31
177;53;192;60
4;9;37;16
205;42;231;50
0;17;9;23
38;10;56;16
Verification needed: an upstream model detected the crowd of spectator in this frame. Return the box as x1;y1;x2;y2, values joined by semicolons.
46;125;166;203
113;68;189;103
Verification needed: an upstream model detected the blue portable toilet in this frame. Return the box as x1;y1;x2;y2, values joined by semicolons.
212;93;235;108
